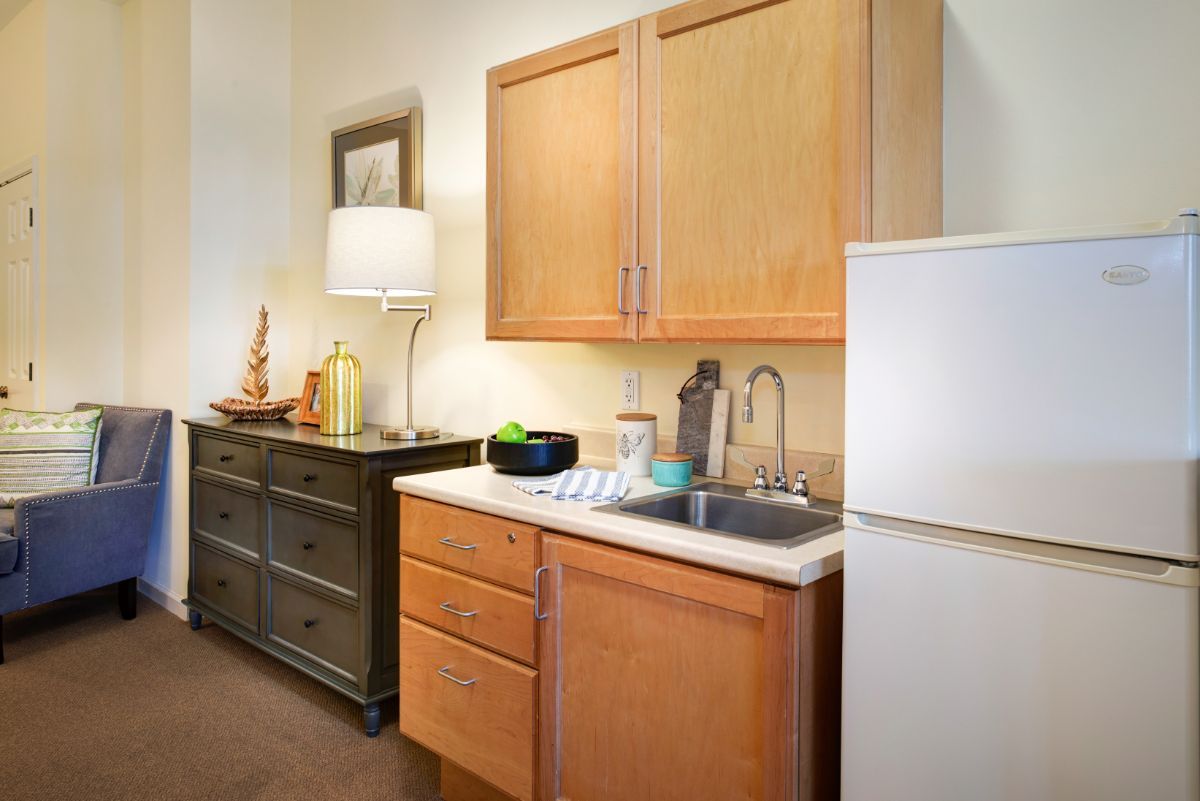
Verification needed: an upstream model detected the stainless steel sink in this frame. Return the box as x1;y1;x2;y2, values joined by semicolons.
592;481;842;549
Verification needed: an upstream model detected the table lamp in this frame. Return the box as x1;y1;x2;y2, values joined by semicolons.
324;206;439;440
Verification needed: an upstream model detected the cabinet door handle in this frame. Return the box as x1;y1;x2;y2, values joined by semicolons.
533;565;549;621
304;618;316;629
634;264;648;314
302;541;314;550
438;536;478;551
617;266;630;315
219;454;233;463
437;665;477;687
302;473;315;482
439;601;479;618
218;511;229;520
216;579;227;588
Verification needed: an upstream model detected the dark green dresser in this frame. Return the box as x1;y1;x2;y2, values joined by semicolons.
183;417;481;736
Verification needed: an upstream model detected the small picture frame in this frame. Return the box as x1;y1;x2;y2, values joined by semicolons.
331;108;423;209
298;371;321;426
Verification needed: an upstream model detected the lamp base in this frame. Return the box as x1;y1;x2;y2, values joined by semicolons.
381;425;440;441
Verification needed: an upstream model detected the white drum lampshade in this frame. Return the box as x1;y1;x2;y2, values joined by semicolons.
324;206;436;297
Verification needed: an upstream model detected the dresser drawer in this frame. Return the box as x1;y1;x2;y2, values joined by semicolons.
268;501;359;598
191;542;259;633
195;433;260;486
400;496;540;592
193;478;260;559
400;556;536;665
268;449;359;512
399;617;535;801
267;576;359;683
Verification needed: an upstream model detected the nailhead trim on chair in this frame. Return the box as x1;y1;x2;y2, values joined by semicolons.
76;404;168;482
19;481;160;610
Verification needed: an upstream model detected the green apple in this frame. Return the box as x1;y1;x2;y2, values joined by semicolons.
496;421;527;444
526;438;545;444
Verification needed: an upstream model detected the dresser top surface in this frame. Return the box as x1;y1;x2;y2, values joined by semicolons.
184;417;482;457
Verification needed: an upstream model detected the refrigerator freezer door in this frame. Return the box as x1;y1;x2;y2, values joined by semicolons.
846;231;1199;560
842;523;1200;801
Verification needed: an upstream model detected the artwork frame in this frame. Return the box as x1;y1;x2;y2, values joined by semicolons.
331;108;423;209
297;370;321;426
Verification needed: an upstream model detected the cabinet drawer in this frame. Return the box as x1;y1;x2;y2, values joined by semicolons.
400;496;539;592
195;433;260;486
268;501;359;598
399;617;535;801
267;576;359;683
268;449;359;512
400;556;536;665
193;478;260;559
191;542;259;633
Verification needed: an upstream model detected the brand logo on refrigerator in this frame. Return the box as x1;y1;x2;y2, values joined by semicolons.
1102;265;1150;285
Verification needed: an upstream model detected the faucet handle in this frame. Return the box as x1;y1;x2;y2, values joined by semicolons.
752;465;769;490
791;470;810;498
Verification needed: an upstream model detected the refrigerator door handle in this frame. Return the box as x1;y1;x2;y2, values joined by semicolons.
849;512;1200;588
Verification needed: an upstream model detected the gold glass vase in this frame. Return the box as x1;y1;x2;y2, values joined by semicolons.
320;340;362;435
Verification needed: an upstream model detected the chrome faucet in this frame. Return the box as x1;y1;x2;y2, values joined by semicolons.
742;365;788;491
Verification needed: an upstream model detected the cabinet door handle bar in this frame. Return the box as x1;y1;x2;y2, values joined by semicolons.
617;266;630;315
438;536;478;551
634;264;648;314
437;665;477;686
439;601;479;618
534;565;550;620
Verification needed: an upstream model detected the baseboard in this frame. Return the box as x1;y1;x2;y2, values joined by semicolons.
137;577;187;621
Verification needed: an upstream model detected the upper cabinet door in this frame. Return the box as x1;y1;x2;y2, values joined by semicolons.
638;0;867;343
486;23;639;342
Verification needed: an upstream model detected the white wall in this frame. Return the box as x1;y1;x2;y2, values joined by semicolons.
288;0;846;462
943;0;1200;234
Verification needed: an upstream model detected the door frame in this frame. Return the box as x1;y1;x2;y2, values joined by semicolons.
0;156;41;407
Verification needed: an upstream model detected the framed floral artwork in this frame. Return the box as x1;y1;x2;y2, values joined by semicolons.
331;108;422;209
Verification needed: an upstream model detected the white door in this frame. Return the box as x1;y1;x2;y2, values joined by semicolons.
0;170;36;409
845;221;1200;560
841;520;1200;801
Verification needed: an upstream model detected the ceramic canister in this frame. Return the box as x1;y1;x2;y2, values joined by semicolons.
320;340;362;436
615;412;656;476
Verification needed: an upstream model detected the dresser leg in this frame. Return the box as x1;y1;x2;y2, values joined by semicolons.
188;610;203;630
363;702;381;737
118;578;138;620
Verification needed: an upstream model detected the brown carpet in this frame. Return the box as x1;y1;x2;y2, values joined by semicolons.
0;589;440;801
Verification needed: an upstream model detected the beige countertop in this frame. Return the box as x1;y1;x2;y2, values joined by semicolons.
393;464;843;587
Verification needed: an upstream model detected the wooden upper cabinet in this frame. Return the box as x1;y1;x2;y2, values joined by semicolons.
486;0;941;344
486;23;639;342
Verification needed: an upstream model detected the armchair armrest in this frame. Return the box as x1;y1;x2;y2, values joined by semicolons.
13;479;163;609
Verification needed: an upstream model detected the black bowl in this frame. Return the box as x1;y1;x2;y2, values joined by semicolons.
486;431;579;476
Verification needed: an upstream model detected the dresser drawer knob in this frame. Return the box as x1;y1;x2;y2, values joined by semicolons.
302;473;316;482
219;454;233;463
304;618;316;629
438;536;478;551
439;601;479;618
218;511;229;520
302;541;314;550
437;665;477;687
507;532;517;543
216;579;227;588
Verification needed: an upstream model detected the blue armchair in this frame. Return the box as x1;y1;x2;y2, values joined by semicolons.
0;403;171;663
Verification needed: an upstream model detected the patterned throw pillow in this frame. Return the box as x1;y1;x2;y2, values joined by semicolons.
0;406;104;507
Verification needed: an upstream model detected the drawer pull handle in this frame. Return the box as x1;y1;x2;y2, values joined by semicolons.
534;565;550;621
439;601;479;618
216;579;227;588
304;618;316;629
302;541;314;550
302;473;315;482
219;454;233;463
218;511;229;520
437;666;477;687
438;537;478;551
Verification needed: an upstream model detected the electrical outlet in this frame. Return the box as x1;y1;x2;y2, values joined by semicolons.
620;370;640;410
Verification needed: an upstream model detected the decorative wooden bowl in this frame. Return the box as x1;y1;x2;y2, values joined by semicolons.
209;397;301;421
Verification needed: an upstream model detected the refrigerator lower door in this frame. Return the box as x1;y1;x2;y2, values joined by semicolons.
842;518;1200;801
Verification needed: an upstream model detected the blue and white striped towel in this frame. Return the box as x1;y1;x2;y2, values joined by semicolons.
512;467;631;502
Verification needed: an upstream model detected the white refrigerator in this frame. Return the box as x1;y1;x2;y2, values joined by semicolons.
841;211;1200;801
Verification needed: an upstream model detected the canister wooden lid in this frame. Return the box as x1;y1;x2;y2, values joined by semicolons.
616;412;657;422
651;452;692;462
